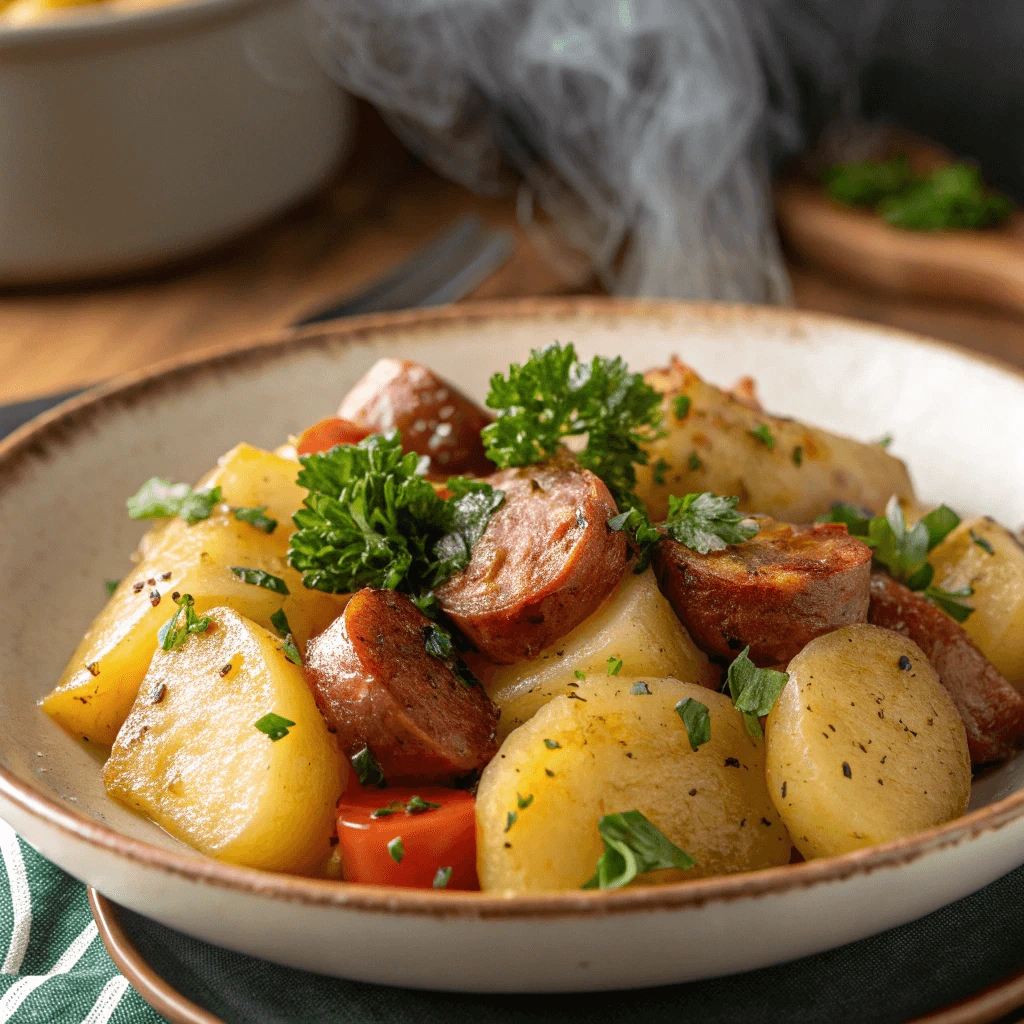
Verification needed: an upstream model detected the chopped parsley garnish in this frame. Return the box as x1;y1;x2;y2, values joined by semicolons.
675;697;711;751
824;157;914;207
269;608;292;638
544;738;561;749
505;811;517;832
230;567;290;594
971;529;995;555
792;445;803;467
652;458;670;486
371;801;405;819
688;452;702;472
629;681;651;695
280;635;302;666
424;623;455;660
673;394;691;420
574;670;586;681
664;492;759;555
288;432;503;599
582;810;695;890
234;506;278;534
127;479;222;525
879;434;894;449
351;745;386;788
254;712;295;741
157;593;212;652
481;341;664;512
750;424;775;450
387;837;404;863
517;793;534;809
374;795;442;818
820;497;972;621
104;579;120;596
607;656;623;676
726;647;790;739
433;866;453;889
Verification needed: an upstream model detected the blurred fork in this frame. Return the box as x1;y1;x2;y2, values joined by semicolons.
293;216;516;327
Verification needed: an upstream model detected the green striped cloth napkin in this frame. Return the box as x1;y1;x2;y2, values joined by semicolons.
0;820;164;1024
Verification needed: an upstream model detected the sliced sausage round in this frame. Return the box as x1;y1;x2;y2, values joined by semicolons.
654;520;872;667
436;456;629;663
868;571;1024;765
338;358;493;477
304;588;498;781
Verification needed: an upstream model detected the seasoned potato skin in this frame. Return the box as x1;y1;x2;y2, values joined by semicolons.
475;568;717;740
104;607;345;874
766;624;971;860
868;572;1024;764
636;358;914;522
476;677;792;892
929;516;1024;689
41;444;347;745
654;520;872;666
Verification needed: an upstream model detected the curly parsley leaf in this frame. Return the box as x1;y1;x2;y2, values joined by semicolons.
726;647;789;740
675;697;711;751
127;479;222;525
664;493;760;555
582;810;695;890
157;593;212;652
287;432;503;598
481;342;664;512
880;164;1013;231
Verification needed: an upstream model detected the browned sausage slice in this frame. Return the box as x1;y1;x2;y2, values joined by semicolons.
868;571;1024;764
654;520;872;666
338;358;493;477
436;456;629;663
304;588;498;781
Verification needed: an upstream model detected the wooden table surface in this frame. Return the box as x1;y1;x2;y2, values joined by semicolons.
2;105;1023;406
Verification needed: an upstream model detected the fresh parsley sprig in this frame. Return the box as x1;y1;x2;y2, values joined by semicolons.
820;497;973;621
287;432;503;600
157;593;212;652
726;648;790;739
481;342;664;512
582;810;695;890
127;479;222;525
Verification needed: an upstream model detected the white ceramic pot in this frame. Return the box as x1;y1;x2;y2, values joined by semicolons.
3;300;1024;992
0;0;350;284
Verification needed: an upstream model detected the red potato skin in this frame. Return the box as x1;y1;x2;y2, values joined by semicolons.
868;571;1024;764
653;521;872;667
436;457;629;664
304;588;499;781
338;358;494;477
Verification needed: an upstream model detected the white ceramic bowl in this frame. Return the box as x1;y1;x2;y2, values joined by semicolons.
2;299;1024;993
0;0;350;284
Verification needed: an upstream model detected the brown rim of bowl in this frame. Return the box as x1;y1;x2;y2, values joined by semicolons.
90;889;225;1024
89;886;1024;1024
6;296;1024;921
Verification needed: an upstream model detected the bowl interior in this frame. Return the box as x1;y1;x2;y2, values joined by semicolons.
2;300;1024;863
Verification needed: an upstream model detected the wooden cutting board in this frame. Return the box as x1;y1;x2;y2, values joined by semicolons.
776;138;1024;317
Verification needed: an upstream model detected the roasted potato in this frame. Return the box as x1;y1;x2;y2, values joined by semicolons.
475;568;715;740
636;358;914;522
929;516;1024;689
104;607;344;874
476;677;791;891
766;624;971;860
42;444;347;745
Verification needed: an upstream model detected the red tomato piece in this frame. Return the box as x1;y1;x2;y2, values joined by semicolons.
296;417;369;456
335;785;478;890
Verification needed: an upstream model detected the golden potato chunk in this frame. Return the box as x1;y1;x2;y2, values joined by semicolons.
476;569;715;740
929;516;1024;689
104;607;344;874
42;444;346;745
636;358;914;522
476;677;791;892
766;624;971;860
